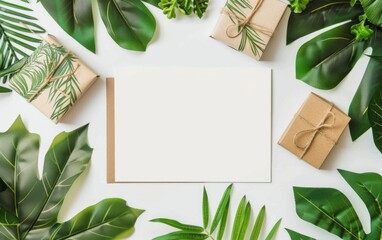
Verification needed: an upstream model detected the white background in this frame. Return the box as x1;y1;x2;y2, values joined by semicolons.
0;1;381;239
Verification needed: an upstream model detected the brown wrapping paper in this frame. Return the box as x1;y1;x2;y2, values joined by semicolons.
211;0;287;60
278;93;351;169
9;35;98;123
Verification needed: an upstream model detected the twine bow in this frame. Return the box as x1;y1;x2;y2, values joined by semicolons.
293;106;337;159
223;0;273;38
28;51;80;103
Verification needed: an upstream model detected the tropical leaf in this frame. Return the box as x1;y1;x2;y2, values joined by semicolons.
286;0;364;44
285;229;315;240
158;0;209;19
97;0;156;51
38;0;95;53
349;28;382;140
293;169;382;240
0;86;11;92
359;0;382;26
0;0;45;83
152;185;281;240
295;21;368;89
0;116;143;239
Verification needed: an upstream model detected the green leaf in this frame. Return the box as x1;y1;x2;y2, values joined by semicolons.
48;199;143;239
194;0;209;18
349;29;382;140
202;187;209;229
210;184;232;233
237;202;251;240
338;170;382;240
153;231;209;240
250;206;265;240
231;196;247;240
288;0;310;13
39;0;95;53
287;0;363;44
0;86;11;93
217;198;230;240
359;0;382;26
0;0;45;83
151;218;204;232
97;0;156;51
366;80;382;152
0;57;27;79
351;14;374;41
293;170;382;239
296;21;368;89
293;186;366;239
0;116;142;239
264;219;281;240
285;228;316;240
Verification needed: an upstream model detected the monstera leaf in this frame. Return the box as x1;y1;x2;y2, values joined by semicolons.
292;170;382;240
0;0;45;83
0;117;143;239
287;0;382;152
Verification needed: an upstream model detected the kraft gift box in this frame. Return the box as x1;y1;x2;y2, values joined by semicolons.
9;35;98;123
211;0;287;60
278;93;351;168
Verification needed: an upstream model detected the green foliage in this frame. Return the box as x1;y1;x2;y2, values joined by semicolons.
0;0;45;84
39;0;209;52
351;14;374;41
159;0;209;19
285;229;315;240
152;185;282;240
0;86;11;93
292;170;382;240
0;116;143;239
226;0;265;57
359;0;382;26
287;0;382;153
288;0;310;13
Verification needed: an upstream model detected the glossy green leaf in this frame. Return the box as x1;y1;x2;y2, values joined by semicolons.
217;198;230;240
210;184;232;233
0;116;142;239
231;196;247;240
287;0;363;44
293;187;366;239
237;203;251;240
153;231;209;240
0;0;45;83
48;199;143;239
97;0;156;51
202;187;209;229
368;55;382;61
285;228;316;240
0;86;11;93
264;219;281;240
293;170;382;239
339;170;382;240
359;0;382;26
39;0;95;52
296;21;368;89
151;218;204;232
349;29;382;140
250;206;265;240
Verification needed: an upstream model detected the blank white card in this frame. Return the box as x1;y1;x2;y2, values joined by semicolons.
114;67;271;182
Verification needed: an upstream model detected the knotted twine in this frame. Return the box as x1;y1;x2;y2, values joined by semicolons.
221;0;273;38
28;51;80;103
293;104;337;159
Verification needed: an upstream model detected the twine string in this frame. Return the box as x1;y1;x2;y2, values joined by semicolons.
293;105;337;158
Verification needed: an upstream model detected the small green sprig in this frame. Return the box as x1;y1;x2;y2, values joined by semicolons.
152;185;282;240
351;14;374;41
288;0;310;13
159;0;209;19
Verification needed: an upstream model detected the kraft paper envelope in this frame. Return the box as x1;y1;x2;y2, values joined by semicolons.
107;67;272;182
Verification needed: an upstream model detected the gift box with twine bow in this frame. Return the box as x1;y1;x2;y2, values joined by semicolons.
211;0;287;60
8;35;98;123
278;93;351;169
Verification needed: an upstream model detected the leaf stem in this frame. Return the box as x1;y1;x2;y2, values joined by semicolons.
204;229;216;240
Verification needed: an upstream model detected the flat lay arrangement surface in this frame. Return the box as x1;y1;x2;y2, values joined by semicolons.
0;0;381;239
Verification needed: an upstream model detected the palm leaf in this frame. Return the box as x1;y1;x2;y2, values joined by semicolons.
0;0;44;84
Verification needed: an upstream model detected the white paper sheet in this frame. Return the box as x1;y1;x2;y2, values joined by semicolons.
114;67;272;182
